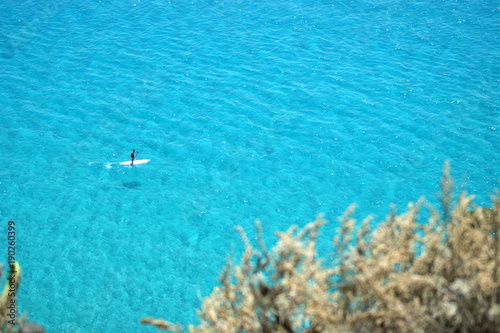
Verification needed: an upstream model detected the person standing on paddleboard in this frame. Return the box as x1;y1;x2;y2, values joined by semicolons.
131;149;138;165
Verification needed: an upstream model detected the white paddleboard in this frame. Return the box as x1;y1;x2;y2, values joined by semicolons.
120;159;150;166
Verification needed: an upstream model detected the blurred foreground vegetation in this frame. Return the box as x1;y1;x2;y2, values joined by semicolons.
143;164;499;333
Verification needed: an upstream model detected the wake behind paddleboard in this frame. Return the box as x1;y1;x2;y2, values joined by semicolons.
120;159;150;166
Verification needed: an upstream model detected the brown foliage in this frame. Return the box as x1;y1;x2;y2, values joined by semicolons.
143;165;500;333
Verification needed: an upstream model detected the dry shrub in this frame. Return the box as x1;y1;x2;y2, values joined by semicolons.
142;164;500;333
0;262;26;333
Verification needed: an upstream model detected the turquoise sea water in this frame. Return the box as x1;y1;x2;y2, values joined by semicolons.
0;0;498;331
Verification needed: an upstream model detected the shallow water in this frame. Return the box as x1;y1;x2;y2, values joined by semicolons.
0;0;498;331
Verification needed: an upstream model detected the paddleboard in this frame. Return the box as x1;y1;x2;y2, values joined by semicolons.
120;159;150;166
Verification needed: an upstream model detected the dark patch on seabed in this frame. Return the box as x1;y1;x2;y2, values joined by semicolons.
122;181;142;189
